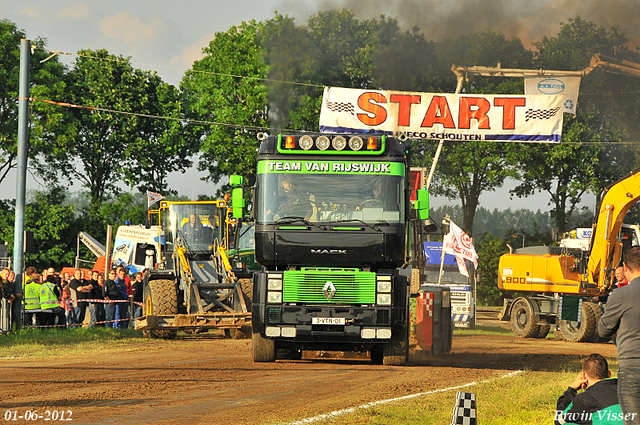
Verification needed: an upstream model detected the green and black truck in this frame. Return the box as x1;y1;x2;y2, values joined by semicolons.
232;133;429;365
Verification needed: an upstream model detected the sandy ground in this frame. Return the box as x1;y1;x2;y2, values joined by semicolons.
0;315;617;425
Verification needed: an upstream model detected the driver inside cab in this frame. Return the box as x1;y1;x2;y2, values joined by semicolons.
266;175;313;221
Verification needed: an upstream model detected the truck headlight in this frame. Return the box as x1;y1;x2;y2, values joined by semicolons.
377;294;391;305
268;278;282;290
377;281;391;293
267;291;282;303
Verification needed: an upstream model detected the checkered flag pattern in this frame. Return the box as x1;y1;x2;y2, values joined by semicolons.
450;392;477;425
325;98;355;115
525;105;561;122
421;292;434;317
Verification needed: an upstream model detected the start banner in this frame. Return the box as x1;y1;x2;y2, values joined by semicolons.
319;86;564;142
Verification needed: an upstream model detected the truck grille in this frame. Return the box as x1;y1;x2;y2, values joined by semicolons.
377;309;391;325
451;291;470;305
282;268;376;304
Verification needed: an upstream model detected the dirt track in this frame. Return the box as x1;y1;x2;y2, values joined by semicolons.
0;325;618;425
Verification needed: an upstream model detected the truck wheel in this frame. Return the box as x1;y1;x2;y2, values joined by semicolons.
510;299;541;338
559;302;597;342
144;279;178;339
370;348;383;364
252;332;276;362
382;325;408;366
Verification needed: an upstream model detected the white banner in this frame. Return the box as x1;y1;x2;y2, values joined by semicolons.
443;220;478;277
319;86;564;142
524;76;581;114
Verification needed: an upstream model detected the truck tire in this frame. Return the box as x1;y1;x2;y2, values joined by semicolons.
370;348;383;364
382;325;408;366
587;302;609;343
252;332;276;362
510;299;541;338
144;279;178;339
559;302;598;342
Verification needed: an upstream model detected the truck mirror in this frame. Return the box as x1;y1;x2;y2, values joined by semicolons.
232;187;245;218
414;189;429;220
230;175;244;187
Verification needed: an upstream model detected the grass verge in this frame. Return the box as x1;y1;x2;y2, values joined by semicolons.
0;327;150;358
282;363;620;425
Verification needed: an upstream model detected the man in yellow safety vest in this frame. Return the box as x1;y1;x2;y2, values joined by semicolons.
39;275;66;329
24;274;43;327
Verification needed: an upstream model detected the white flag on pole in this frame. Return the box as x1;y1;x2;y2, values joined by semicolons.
147;190;164;208
443;220;478;277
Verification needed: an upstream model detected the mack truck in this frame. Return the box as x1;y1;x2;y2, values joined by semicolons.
231;132;430;365
133;199;251;337
497;170;640;342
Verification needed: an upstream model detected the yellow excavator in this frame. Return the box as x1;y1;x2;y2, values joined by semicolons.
497;170;640;342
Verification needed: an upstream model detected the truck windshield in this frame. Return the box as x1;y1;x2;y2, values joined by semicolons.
168;204;221;251
256;173;405;224
424;265;470;284
237;224;255;250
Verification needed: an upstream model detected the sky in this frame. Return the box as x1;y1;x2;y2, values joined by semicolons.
1;0;620;213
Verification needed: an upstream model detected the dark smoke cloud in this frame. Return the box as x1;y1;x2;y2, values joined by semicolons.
283;0;640;48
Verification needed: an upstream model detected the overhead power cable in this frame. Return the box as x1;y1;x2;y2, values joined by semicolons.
26;97;272;133
24;97;640;147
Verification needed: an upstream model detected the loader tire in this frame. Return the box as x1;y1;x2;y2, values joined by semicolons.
225;326;252;339
510;299;541;338
240;278;254;303
252;332;276;362
144;279;178;339
559;302;597;342
534;324;550;339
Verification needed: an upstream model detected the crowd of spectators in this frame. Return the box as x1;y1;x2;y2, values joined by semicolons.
0;265;145;330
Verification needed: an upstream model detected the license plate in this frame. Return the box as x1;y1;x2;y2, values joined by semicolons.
312;317;345;325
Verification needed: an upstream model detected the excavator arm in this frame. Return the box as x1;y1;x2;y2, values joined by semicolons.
587;170;640;292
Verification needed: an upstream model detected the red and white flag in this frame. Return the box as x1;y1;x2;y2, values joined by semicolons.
443;220;478;277
147;190;164;208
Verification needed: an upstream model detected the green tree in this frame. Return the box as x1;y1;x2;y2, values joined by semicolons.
182;20;268;191
512;17;640;231
0;191;78;270
475;233;508;306
122;76;195;196
417;31;534;236
0;19;66;189
37;49;187;219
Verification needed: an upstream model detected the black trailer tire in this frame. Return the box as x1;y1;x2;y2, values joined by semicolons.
252;332;276;362
559;302;598;342
510;299;541;338
144;279;178;339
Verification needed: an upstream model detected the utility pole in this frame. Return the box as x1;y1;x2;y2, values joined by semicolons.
13;39;30;298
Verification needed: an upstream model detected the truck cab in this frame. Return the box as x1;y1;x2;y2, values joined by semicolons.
423;241;475;328
248;133;419;365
